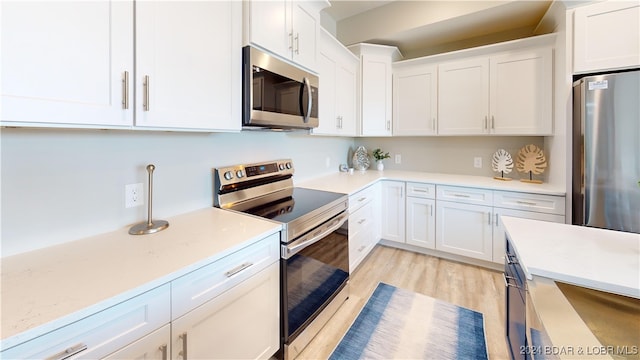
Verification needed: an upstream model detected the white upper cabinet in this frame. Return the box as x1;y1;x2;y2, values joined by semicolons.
1;1;134;127
244;0;328;72
349;43;402;136
489;48;553;135
313;29;358;136
438;57;489;135
573;1;640;74
1;1;241;131
438;46;552;136
393;64;438;136
135;1;241;131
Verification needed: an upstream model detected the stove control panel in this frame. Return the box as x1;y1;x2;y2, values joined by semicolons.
214;159;294;186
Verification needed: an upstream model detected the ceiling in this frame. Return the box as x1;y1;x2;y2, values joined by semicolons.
323;0;555;59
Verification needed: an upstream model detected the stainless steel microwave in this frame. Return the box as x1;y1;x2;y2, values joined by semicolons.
242;46;319;130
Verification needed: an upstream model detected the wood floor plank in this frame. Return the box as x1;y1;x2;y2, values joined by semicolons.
297;244;510;359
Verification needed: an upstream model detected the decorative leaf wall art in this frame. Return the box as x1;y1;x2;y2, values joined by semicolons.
491;149;513;181
516;144;547;184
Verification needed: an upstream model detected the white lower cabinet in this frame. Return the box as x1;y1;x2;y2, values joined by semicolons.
103;324;170;360
171;262;280;360
349;183;381;272
406;197;436;249
380;181;405;243
435;201;494;261
0;285;171;359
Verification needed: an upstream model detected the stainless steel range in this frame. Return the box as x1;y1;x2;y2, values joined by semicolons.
214;159;349;360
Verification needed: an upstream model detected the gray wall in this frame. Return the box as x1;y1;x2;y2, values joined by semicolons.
0;128;353;256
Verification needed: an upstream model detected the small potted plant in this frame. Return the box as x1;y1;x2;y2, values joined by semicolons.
372;148;390;171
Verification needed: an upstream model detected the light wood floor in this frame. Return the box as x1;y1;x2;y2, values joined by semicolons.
297;244;510;359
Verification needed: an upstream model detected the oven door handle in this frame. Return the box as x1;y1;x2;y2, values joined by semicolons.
282;212;348;259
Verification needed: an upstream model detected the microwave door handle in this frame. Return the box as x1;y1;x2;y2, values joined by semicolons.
301;77;312;123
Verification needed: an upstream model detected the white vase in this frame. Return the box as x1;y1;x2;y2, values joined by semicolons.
376;160;384;171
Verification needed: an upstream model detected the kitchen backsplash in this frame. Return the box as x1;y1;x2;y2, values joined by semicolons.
2;128;546;257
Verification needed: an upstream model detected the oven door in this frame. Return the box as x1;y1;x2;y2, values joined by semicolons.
281;211;349;344
242;46;319;129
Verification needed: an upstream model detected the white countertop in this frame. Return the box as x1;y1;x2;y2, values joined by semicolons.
501;216;640;298
0;207;281;349
297;170;566;196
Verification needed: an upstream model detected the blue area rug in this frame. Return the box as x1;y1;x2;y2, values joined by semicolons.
329;282;489;360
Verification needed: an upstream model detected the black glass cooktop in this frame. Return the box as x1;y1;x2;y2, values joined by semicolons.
241;188;346;224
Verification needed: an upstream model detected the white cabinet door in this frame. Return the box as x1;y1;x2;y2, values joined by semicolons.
574;1;640;73
291;2;319;71
490;48;552;135
393;64;438;135
1;1;134;127
361;53;394;136
171;262;279;360
135;1;241;131
102;325;170;360
246;0;289;61
492;208;564;264
438;57;489;135
314;29;357;136
380;181;405;243
406;197;436;249
336;62;358;136
436;201;493;261
316;50;339;135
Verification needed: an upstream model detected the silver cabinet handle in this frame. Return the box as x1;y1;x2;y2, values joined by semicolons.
225;262;254;277
179;332;188;360
358;218;366;224
122;71;129;110
412;188;428;193
358;197;367;202
45;343;88;360
516;200;538;206
288;32;294;50
484;116;488;130
495;213;499;226
294;33;300;54
491;115;495;130
143;75;150;111
399;186;403;198
358;245;366;252
453;194;470;198
488;212;491;225
430;204;433;216
159;344;168;360
386;120;391;131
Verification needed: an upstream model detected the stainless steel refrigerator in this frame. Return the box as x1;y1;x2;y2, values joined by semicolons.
572;70;640;234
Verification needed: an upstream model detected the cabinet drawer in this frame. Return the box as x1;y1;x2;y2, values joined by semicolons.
1;285;170;359
171;233;280;319
436;185;493;206
349;184;376;213
349;199;374;238
406;182;436;199
494;191;565;215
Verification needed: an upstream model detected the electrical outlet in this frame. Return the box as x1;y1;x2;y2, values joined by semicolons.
474;157;482;168
395;154;402;164
125;183;144;208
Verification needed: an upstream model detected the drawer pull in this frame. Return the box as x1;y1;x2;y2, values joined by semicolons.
358;197;367;202
224;262;254;278
358;219;367;225
358;245;366;252
412;188;428;193
453;194;470;198
46;343;88;360
179;332;188;359
159;344;168;360
516;200;538;206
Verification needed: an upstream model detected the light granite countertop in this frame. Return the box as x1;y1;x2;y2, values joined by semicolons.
501;216;640;299
0;207;281;350
297;169;566;196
